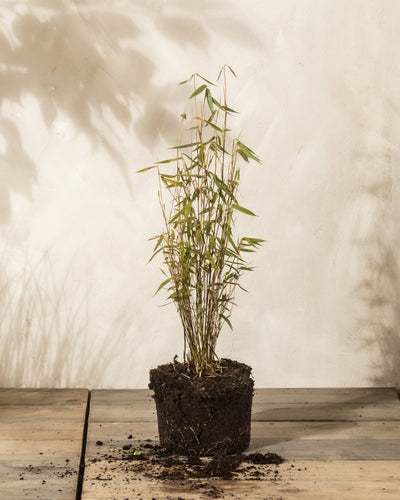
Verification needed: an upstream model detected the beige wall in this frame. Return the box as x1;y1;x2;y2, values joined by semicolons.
1;0;399;388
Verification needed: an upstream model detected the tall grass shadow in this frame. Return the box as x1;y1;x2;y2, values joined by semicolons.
0;250;131;388
351;178;400;390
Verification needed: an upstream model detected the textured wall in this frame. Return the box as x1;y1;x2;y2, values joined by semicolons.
1;0;399;388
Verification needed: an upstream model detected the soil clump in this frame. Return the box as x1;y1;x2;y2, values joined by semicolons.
149;358;254;455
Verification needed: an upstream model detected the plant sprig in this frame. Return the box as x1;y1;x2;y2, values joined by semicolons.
139;66;263;374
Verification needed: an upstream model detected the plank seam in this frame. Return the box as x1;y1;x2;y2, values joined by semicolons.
76;390;91;500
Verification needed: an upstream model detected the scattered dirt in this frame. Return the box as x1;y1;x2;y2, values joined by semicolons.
17;459;78;487
149;358;254;455
87;437;285;498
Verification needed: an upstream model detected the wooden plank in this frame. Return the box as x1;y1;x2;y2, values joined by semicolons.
0;388;89;405
0;405;89;421
249;438;400;460
0;471;79;500
250;420;400;439
88;389;153;405
252;402;400;422
82;459;400;499
273;460;400;500
88;389;156;422
89;387;399;405
83;388;400;499
88;406;155;422
85;421;400;461
88;400;400;423
90;389;400;422
253;387;399;404
85;419;400;444
0;420;85;441
0;389;88;500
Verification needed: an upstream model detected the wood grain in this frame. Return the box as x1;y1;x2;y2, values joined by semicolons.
0;388;88;500
82;388;400;499
1;388;398;498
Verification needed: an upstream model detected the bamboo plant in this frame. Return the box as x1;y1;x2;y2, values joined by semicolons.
139;66;263;374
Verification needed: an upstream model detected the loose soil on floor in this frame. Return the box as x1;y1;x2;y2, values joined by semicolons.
88;437;284;499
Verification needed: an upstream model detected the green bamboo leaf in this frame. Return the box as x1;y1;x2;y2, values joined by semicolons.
137;165;158;173
232;203;256;216
223;230;239;252
195;73;216;86
205;88;214;113
178;75;193;85
221;105;239;114
224;247;244;260
227;65;237;77
183;201;192;219
190;84;207;99
155;277;173;295
148;245;164;264
196;228;202;243
242;237;265;246
170;141;201;150
239;266;255;272
212;97;222;109
221;314;233;330
194;117;228;134
237;149;249;162
236;140;260;163
151;234;164;253
148;234;163;241
205;251;217;269
214;176;236;201
161;176;182;188
209;141;230;157
160;173;178;179
170;205;187;223
223;271;238;282
156;157;182;164
209;234;215;249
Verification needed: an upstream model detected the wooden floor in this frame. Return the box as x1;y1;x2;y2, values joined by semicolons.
1;388;399;499
0;389;88;499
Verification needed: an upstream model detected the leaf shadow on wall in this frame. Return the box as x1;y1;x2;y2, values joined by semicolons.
354;182;400;390
0;251;134;388
0;0;262;225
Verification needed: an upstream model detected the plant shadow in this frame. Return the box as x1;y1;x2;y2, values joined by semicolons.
0;250;131;388
353;181;400;391
0;0;262;224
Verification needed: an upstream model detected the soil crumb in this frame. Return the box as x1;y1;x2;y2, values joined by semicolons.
87;438;285;498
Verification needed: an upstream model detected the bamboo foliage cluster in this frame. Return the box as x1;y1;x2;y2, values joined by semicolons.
140;67;263;374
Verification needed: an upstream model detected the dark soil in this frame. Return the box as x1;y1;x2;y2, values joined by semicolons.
88;437;285;498
149;358;254;455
